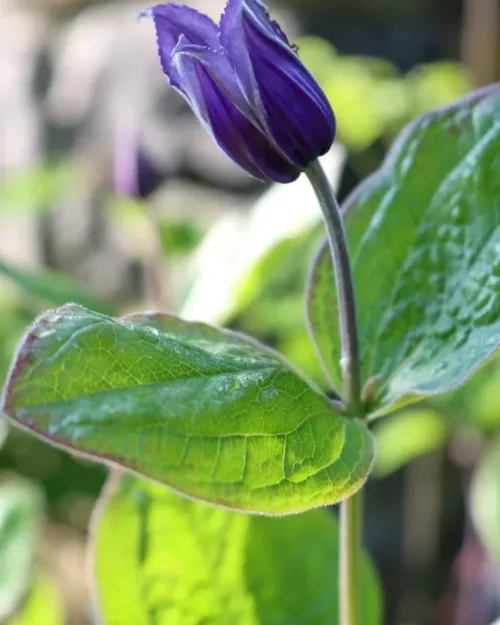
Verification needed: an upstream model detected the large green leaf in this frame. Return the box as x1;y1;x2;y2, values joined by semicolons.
92;473;382;625
308;85;500;417
0;479;43;620
470;434;500;563
1;305;373;515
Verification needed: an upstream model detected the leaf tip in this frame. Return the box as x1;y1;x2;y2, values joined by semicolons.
1;303;87;418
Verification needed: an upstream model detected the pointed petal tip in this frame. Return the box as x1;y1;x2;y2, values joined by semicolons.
137;7;152;22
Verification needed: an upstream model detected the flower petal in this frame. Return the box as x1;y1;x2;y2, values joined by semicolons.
245;19;336;167
220;0;290;56
242;0;292;45
219;0;301;163
172;39;256;121
172;50;300;182
219;0;281;124
219;0;334;167
141;3;219;77
219;0;257;97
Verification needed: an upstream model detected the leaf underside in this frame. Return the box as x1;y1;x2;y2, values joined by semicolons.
93;473;382;625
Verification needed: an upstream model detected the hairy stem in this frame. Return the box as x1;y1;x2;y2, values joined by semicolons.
306;160;364;625
305;161;362;414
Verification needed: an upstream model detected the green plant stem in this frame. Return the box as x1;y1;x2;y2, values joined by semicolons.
306;160;364;625
340;491;362;625
305;161;362;414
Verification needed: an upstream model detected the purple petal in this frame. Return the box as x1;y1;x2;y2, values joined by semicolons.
142;3;219;77
244;19;336;166
219;0;300;162
172;50;299;182
218;0;289;123
218;0;332;166
219;0;259;107
242;0;292;45
172;39;256;121
220;0;290;55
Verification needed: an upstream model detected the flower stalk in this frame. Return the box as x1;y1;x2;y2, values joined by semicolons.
340;491;362;625
305;161;362;415
306;160;363;625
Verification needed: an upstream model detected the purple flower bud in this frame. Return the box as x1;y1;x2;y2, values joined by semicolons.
140;0;336;183
114;125;164;200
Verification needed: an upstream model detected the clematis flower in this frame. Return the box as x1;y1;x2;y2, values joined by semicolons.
140;0;336;183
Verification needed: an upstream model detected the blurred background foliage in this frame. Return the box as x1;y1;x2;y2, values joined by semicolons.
1;0;500;623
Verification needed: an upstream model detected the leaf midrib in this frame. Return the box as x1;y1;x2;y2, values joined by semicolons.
11;364;286;409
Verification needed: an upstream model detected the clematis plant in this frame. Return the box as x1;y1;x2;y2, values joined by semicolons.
1;1;500;624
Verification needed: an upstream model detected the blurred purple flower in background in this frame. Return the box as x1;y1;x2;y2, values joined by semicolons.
141;0;336;183
114;125;164;200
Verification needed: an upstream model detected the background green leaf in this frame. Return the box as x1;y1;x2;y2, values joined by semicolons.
92;473;382;625
0;162;78;215
7;574;64;625
179;148;344;326
2;305;373;515
373;408;447;476
0;479;44;620
0;260;113;315
470;434;500;563
308;85;500;417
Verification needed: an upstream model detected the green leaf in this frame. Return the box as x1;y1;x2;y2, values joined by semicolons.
233;226;328;386
426;356;500;433
7;574;64;625
470;434;500;563
159;219;204;257
457;357;500;431
0;162;77;214
0;418;7;451
308;85;500;417
1;305;373;515
0;479;44;620
92;474;382;625
0;260;113;315
373;409;447;476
